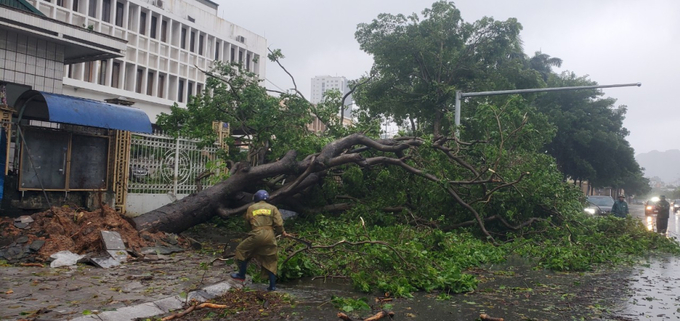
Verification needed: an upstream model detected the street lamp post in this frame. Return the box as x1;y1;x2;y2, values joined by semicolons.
454;82;642;137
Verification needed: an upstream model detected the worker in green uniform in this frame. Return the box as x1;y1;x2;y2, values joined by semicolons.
231;190;289;291
611;195;629;218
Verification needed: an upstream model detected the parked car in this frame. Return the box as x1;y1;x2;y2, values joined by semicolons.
671;199;680;213
584;196;615;216
645;197;660;216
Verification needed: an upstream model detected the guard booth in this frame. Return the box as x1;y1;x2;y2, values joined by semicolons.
0;90;152;214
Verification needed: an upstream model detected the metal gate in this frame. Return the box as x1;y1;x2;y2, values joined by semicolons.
122;130;220;215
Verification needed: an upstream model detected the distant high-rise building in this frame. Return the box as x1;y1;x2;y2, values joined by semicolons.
311;76;352;119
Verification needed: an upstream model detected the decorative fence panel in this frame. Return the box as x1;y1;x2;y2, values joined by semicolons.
128;130;219;195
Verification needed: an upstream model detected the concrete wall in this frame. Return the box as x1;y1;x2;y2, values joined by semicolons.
125;192;189;217
0;29;64;94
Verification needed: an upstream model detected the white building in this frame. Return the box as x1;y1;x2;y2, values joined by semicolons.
25;0;268;123
311;75;352;116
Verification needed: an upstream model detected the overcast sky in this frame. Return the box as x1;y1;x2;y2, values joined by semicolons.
218;0;680;155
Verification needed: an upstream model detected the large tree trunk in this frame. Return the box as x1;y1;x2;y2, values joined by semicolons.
131;134;415;234
132;150;301;233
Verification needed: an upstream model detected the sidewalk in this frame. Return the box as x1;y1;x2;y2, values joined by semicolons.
0;251;243;320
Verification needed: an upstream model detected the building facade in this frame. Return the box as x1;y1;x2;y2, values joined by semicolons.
26;0;268;123
309;75;353;132
0;0;151;213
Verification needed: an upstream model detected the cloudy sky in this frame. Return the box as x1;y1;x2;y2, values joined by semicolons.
218;0;680;155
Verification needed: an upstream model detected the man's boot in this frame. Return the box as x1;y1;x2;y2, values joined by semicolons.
230;260;248;281
267;270;277;291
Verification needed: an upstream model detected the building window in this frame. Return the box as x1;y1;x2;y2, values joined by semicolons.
188;81;194;99
150;16;157;39
84;61;96;82
147;71;154;95
246;53;250;71
72;0;79;12
161;20;167;42
190;31;195;52
158;74;165;98
197;83;202;95
88;0;97;18
102;0;111;23
181;28;187;49
198;34;204;55
238;50;243;64
136;68;143;93
214;41;220;60
230;47;235;62
115;2;124;27
178;79;184;102
98;60;107;85
111;62;120;88
139;12;147;35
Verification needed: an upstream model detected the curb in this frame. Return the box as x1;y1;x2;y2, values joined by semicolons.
69;279;243;321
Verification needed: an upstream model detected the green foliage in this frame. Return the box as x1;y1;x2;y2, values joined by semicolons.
155;61;326;164
354;0;542;136
509;215;680;271
279;214;505;296
278;210;680;298
331;296;371;312
532;72;642;188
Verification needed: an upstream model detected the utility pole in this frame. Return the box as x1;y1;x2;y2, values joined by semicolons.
454;82;642;137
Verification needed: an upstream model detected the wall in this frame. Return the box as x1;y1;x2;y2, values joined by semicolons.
0;29;65;94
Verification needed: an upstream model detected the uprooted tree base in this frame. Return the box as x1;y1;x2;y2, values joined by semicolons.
0;206;190;263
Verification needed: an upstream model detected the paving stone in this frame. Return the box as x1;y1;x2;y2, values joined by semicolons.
90;254;121;268
100;231;126;250
107;249;128;262
13;222;28;229
29;239;45;252
203;281;233;296
122;281;145;293
152;296;184;313
185;290;208;303
69;315;103;321
141;245;184;255
15;236;29;243
97;302;163;321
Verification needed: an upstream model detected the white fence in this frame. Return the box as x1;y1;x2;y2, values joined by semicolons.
126;130;219;215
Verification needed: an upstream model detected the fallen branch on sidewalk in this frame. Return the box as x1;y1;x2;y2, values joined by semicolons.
480;313;504;321
161;301;228;320
364;310;395;321
337;310;394;321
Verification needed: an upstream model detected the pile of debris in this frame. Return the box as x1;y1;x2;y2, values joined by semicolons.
0;206;196;268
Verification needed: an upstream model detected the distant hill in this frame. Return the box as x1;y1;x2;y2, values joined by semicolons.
636;149;680;184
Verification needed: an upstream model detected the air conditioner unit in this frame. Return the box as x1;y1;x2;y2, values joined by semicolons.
236;35;245;43
152;0;163;8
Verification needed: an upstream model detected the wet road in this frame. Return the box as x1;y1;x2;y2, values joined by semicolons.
2;205;679;320
612;204;680;320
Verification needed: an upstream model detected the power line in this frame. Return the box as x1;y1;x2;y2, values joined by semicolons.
265;78;286;93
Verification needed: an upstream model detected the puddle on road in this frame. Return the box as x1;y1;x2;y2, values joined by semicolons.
615;255;680;320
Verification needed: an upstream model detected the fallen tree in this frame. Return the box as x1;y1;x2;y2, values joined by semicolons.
134;48;570;241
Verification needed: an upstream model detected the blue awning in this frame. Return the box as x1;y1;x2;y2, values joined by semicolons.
15;91;152;133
